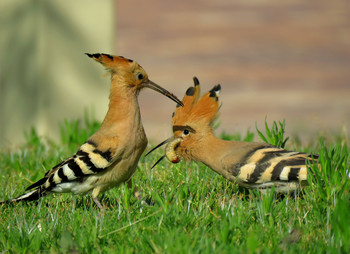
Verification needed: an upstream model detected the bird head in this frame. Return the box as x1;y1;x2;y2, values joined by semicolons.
86;53;183;105
146;77;221;166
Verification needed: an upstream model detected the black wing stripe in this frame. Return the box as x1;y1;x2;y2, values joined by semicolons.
247;162;271;183
288;167;301;181
308;154;319;160
230;163;241;177
76;150;100;173
57;168;69;183
271;160;287;181
93;149;112;163
241;145;273;164
257;150;293;165
286;158;308;166
47;175;56;190
85;140;97;147
42;163;60;178
68;158;86;178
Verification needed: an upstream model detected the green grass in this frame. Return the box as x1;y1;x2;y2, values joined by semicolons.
0;117;349;253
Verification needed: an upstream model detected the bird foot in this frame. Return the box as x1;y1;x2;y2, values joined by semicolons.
93;197;106;210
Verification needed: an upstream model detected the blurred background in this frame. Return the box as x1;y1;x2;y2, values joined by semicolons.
1;0;349;148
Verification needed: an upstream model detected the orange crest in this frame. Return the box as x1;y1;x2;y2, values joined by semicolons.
86;53;135;68
86;53;141;77
172;77;221;128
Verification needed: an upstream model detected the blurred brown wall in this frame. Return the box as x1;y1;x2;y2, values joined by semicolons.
116;0;350;145
1;0;349;148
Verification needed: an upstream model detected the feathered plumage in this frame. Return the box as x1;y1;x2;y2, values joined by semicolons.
147;77;318;193
1;53;183;209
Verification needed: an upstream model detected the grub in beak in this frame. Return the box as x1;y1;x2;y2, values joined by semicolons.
146;137;182;169
165;138;182;163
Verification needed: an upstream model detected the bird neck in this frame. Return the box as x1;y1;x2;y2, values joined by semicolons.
99;77;142;136
191;133;240;174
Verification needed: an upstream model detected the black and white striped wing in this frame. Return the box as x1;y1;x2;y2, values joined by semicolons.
231;145;318;191
25;140;114;193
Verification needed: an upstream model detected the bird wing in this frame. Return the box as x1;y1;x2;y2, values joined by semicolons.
25;139;118;192
226;145;318;185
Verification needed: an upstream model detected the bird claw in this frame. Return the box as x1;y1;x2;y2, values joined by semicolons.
93;197;106;210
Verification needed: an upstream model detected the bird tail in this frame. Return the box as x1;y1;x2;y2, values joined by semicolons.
0;188;46;205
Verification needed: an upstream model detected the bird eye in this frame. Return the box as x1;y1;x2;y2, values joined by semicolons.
138;73;144;80
183;129;190;135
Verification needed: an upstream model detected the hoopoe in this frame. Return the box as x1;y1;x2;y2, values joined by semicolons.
0;53;183;209
147;77;318;193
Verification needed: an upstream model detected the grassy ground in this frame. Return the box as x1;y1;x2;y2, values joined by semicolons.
0;116;349;253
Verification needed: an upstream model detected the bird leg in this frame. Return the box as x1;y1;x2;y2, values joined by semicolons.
93;196;105;210
92;188;105;210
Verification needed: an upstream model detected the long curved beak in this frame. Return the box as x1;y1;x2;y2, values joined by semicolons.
145;80;184;106
145;136;174;157
150;155;166;170
145;137;174;170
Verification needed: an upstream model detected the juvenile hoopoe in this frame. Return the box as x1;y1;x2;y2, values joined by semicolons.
0;53;183;209
147;77;318;193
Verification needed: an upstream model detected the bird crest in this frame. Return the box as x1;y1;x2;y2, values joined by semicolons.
146;77;221;166
172;77;221;130
86;53;136;73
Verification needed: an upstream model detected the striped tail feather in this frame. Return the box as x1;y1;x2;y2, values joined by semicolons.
0;188;46;205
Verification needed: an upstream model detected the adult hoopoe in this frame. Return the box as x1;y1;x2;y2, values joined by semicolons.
147;77;318;193
0;53;183;209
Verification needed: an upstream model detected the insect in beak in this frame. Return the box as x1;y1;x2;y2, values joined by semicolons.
146;137;182;169
165;138;182;163
144;80;184;106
